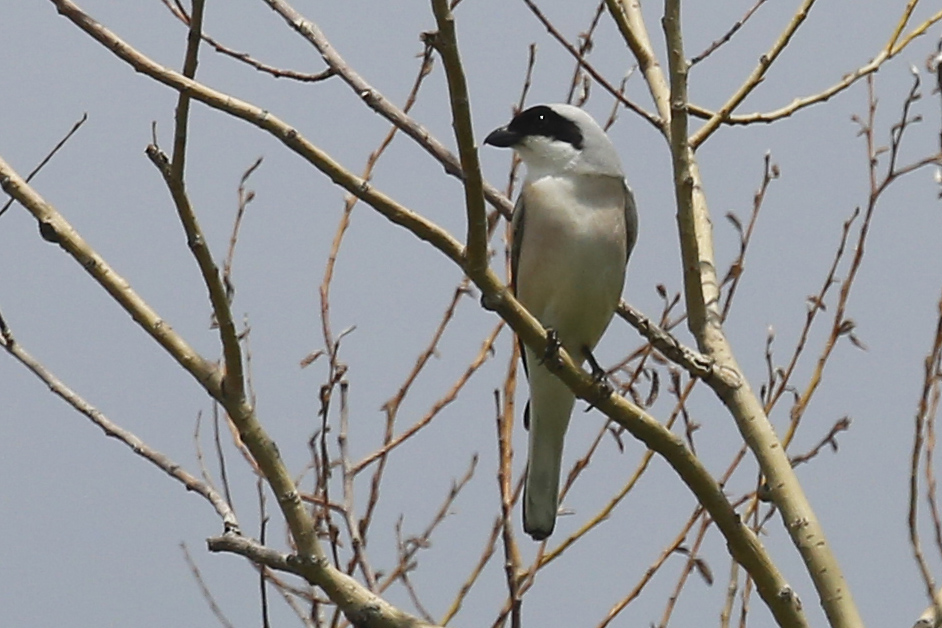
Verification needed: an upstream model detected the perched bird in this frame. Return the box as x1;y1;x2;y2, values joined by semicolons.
484;104;637;540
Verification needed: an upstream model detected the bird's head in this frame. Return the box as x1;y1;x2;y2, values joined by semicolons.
484;104;623;180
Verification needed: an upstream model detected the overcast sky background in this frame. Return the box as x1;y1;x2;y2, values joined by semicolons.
2;1;942;627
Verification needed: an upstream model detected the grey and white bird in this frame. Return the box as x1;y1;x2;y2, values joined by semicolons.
484;104;638;540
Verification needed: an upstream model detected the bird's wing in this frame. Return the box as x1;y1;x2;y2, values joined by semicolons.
510;192;531;429
510;191;526;299
510;190;527;354
623;179;639;263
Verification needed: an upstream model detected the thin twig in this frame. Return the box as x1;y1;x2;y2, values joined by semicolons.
337;379;377;591
159;0;336;82
164;0;246;405
495;386;524;619
910;289;942;624
221;158;263;305
213;403;235;510
438;483;522;625
786;72;941;447
657;515;714;627
523;0;660;130
428;0;488;272
789;417;851;468
258;479;271;628
720;558;740;628
690;0;770;66
565;1;606;105
720;153;779;322
691;0;819;148
260;0;514;219
688;9;942;131
0;113;87;218
319;44;434;356
764;206;858;426
378;455;479;595
353;321;503;474
182;543;236;628
0;317;238;530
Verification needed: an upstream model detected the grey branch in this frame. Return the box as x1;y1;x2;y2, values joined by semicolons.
617;301;741;391
208;534;443;628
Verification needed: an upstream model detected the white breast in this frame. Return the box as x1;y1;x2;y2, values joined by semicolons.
515;173;628;357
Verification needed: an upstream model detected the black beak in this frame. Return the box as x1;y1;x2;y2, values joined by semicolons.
483;127;521;148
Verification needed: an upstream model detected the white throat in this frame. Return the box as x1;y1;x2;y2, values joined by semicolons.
514;136;581;181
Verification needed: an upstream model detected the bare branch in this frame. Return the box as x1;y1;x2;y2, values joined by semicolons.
36;5;881;625
145;0;246;405
222;157;263;305
353;321;504;474
158;0;335;82
691;0;819;148
663;0;844;623
0;316;238;531
212;404;236;511
690;0;770;67
720;152;779;321
788;417;852;468
428;0;488;272
207;535;444;628
604;0;671;125
597;509;702;628
522;0;660;130
260;0;514;220
688;8;942;131
0;112;87;219
910;288;942;626
182;542;237;628
380;455;478;597
616;300;740;389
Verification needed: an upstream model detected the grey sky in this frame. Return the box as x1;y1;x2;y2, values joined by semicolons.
2;1;941;626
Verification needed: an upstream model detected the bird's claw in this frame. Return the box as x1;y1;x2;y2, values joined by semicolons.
540;329;563;370
583;345;613;410
583;346;608;382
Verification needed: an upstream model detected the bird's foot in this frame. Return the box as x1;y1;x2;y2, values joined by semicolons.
539;329;563;370
583;345;613;410
583;346;608;382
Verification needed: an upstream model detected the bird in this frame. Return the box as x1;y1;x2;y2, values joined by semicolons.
484;104;638;540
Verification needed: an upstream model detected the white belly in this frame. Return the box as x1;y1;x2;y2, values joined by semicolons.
515;174;627;357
